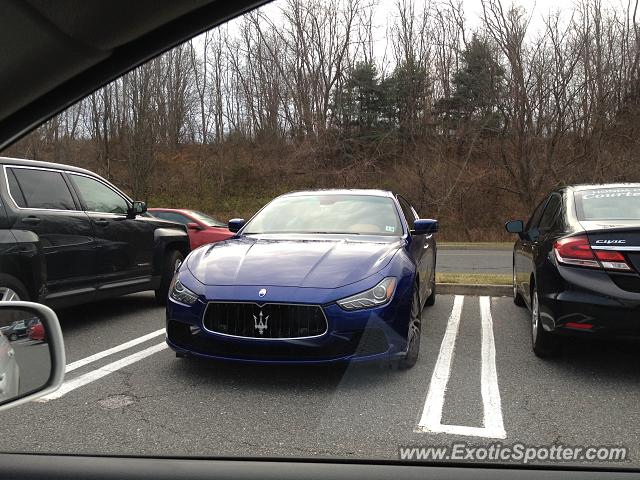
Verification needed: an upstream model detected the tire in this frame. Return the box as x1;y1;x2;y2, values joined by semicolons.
531;285;560;358
425;271;436;307
9;333;18;342
155;250;184;305
513;265;525;307
0;274;29;302
397;285;422;369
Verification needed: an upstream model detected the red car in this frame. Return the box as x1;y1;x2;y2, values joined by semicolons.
28;322;45;342
148;208;234;249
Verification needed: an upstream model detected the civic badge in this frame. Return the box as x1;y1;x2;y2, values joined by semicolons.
258;288;267;297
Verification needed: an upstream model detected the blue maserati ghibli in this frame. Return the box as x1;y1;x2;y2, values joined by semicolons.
166;190;438;368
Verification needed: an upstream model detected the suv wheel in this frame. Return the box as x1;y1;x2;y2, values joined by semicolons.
531;286;559;358
155;250;184;305
0;275;29;302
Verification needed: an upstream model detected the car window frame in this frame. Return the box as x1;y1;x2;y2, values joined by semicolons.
396;194;417;232
67;171;131;215
3;165;81;213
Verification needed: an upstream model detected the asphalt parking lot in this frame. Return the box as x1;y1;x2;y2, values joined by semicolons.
1;292;639;464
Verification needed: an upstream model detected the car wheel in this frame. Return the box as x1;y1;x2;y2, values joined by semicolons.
513;265;525;307
9;333;18;341
398;285;422;369
531;286;559;358
0;275;29;302
425;271;436;307
155;250;184;306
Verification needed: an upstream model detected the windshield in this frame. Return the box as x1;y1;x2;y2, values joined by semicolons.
1;0;639;472
575;188;640;220
242;195;402;235
188;211;226;227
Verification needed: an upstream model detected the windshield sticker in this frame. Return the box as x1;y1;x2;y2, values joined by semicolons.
385;226;396;233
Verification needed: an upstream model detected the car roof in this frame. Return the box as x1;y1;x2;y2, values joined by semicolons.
0;156;100;177
148;208;198;216
279;189;395;198
567;183;640;192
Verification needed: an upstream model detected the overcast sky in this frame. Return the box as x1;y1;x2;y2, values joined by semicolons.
246;0;583;37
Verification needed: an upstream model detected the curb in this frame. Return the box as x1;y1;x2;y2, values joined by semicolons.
436;283;512;297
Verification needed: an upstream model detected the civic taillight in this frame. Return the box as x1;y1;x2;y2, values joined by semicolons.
554;235;632;271
593;250;632;271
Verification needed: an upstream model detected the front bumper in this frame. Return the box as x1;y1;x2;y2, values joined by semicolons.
165;291;412;365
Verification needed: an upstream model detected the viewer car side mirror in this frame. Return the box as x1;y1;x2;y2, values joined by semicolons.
129;201;147;218
412;219;438;235
0;302;65;412
505;220;525;234
187;222;203;231
228;218;245;233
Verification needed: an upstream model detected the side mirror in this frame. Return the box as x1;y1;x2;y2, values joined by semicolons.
187;222;203;231
129;201;147;218
228;218;246;233
412;219;439;235
0;302;65;411
505;220;525;234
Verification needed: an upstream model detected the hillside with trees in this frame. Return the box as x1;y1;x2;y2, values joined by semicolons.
3;0;640;240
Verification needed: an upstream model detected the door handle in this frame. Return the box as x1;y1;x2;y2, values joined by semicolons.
22;216;41;225
93;219;109;227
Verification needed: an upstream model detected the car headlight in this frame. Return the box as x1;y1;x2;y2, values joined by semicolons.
337;277;397;310
169;277;199;305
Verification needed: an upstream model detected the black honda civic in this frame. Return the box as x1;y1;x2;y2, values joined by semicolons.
505;184;640;357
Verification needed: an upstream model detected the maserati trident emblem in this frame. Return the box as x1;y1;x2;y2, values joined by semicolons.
258;288;267;297
253;310;269;335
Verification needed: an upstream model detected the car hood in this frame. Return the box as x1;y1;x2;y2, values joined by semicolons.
186;235;403;288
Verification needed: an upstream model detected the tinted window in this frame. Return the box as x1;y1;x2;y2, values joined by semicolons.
243;194;402;236
538;194;562;230
9;168;75;210
574;187;640;220
525;197;549;231
152;211;190;225
6;168;26;207
69;174;128;214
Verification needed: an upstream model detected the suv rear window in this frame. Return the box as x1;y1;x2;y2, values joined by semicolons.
574;187;640;220
7;167;76;210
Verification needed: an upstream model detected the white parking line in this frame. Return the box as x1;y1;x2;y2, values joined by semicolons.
39;342;168;401
416;295;506;439
65;328;165;373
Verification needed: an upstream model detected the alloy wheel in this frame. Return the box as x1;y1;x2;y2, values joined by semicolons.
0;287;20;302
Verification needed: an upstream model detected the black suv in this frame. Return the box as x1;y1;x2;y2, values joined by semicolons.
0;157;190;308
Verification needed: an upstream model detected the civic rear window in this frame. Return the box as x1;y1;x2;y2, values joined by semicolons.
574;188;640;220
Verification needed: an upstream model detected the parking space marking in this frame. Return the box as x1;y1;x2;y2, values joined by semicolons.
416;295;506;439
65;328;165;373
39;342;168;401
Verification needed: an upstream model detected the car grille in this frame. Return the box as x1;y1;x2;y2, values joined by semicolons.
202;302;328;339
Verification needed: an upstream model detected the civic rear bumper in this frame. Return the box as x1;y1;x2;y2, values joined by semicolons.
540;276;640;337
